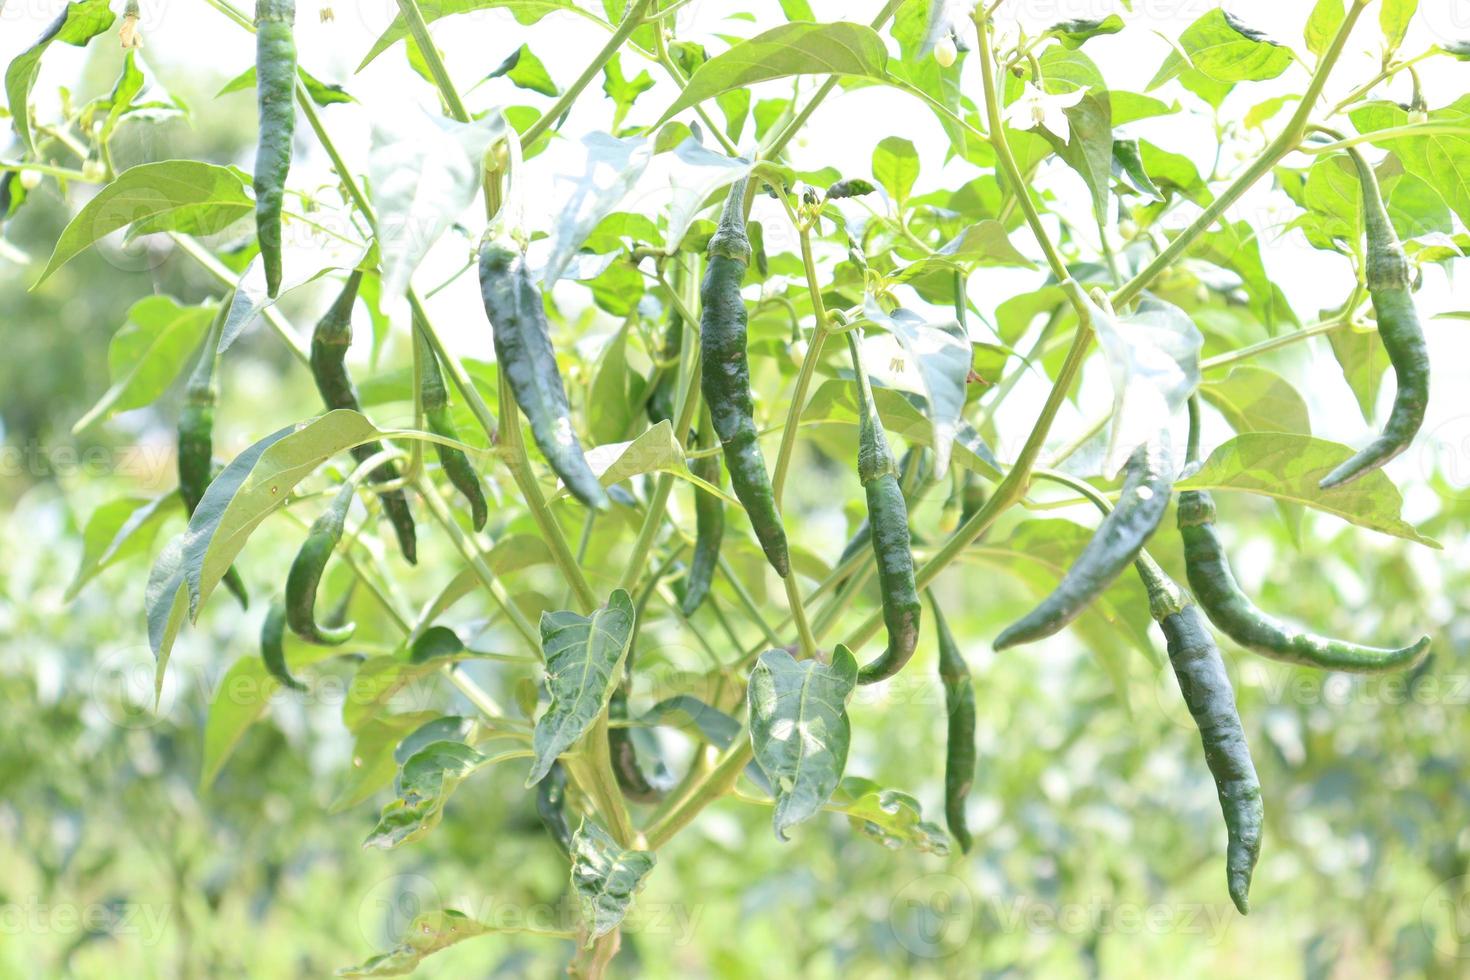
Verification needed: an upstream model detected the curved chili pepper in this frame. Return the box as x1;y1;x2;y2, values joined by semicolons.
846;331;920;684
680;405;725;615
645;291;683;427
479;240;609;510
607;690;665;804
699;178;789;577
261;598;306;692
928;591;975;853
994;438;1173;650
1137;559;1262;915
1177;490;1430;671
417;330;488;531
285;480;355;645
1319;146;1428;489
309;270;418;564
253;0;296;297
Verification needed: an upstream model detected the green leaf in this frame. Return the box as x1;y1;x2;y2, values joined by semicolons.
488;43;558;96
828;776;951;854
339;910;506;977
861;300;971;476
1327;320;1388;424
541;132;651;286
1147;9;1292;91
1200;366;1311;436
1112;139;1163;200
872;135;919;204
586;321;647;444
660;139;753;252
1350;98;1470;230
5;0;116;152
342;640;469;732
569;820;656;944
365;741;488;849
370;111;507;303
358;0;576;71
748;645;857;841
1379;0;1418;53
1177;433;1439;547
146;411;386;689
526;590;636;786
36;161;252;283
1305;0;1345;57
1043;92;1114;220
658;22;888;124
602;54;654;129
1046;15;1125;49
329;712;442;813
933;219;1034;267
1139;139;1211;203
72;296;217;433
66;492;178;600
217;64;355;106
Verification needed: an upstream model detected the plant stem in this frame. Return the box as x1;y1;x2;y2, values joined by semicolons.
770;220;830;504
521;0;655;147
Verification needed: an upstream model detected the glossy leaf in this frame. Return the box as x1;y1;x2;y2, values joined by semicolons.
748;645;857;840
569;820;656;944
526;590;636;785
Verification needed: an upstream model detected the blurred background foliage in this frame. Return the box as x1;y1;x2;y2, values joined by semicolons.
3;3;1470;980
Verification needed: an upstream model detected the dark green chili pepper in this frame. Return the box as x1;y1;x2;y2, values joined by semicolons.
178;321;248;608
416;329;488;531
928;591;975;853
285;480;355;645
994;438;1173;650
607;690;665;804
1177;490;1430;671
253;0;296;298
680;405;725;616
1319;145;1428;489
1136;557;1262;915
535;760;573;856
645;289;683;427
699;177;789;578
261;598;307;692
479;240;609;511
846;330;921;685
310;270;418;564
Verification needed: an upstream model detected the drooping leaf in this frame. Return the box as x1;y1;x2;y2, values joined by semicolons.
828;776;951;854
338;910;505;977
370;110;507;304
540;132;652;286
5;0;116;152
526;590;636;785
861;299;971;476
1177;433;1439;547
569;820;656;944
365;741;490;849
748;645;858;840
37;162;252;283
72;296;217;433
329;712;443;813
67;493;179;600
658;22;888;124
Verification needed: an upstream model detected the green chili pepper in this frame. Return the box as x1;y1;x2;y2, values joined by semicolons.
1177;490;1430;671
846;330;921;684
680;405;725;615
994;438;1173;650
178;320;248;608
928;591;975;853
645;291;683;427
309;270;418;564
1319;146;1428;489
607;690;665;804
253;0;296;298
261;598;307;692
285;480;355;645
479;240;609;511
416;329;488;531
1136;557;1262;915
699;177;789;578
535;760;573;856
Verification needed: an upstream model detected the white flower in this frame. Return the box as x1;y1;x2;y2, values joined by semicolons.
1002;83;1085;143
